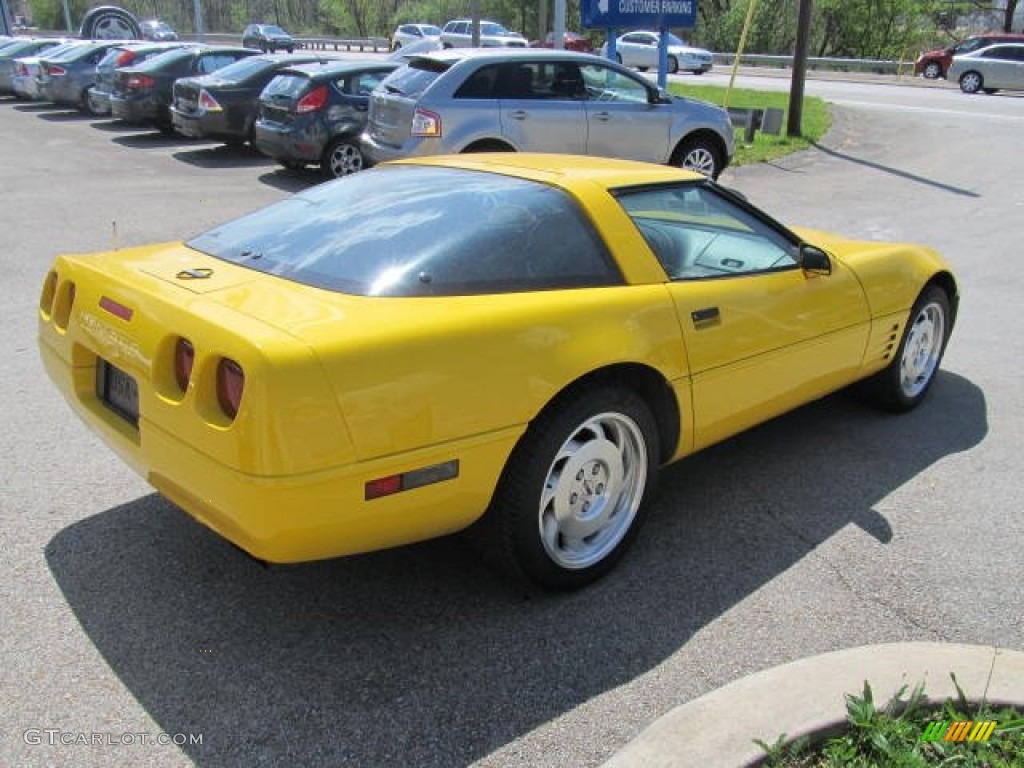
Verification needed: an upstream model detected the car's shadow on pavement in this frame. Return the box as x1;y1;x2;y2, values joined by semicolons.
111;132;207;148
46;372;986;767
89;118;154;132
34;109;93;122
174;145;276;169
257;167;322;193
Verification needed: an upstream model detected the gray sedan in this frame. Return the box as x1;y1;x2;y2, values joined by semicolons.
948;42;1024;94
362;49;734;178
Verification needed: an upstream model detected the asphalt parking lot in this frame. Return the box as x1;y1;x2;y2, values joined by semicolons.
1;90;1022;768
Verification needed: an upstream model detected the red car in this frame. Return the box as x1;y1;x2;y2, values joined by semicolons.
915;32;1024;79
531;31;594;53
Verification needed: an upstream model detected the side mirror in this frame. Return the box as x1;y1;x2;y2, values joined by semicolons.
800;244;832;275
651;88;672;105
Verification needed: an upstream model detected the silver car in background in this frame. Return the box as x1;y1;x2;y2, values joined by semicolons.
440;20;528;48
362;49;734;178
948;42;1024;94
602;30;714;75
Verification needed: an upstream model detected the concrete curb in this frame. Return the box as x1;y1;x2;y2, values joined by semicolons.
603;643;1024;768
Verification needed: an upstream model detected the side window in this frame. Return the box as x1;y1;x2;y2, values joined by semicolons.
455;63;500;98
197;54;234;73
455;22;469;35
621;33;643;44
348;71;388;96
579;64;651;104
981;46;1011;60
533;62;585;99
493;63;539;99
615;184;799;280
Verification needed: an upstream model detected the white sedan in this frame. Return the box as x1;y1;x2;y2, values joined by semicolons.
603;30;713;74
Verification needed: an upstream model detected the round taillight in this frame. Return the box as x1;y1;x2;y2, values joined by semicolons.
174;338;194;393
216;358;244;420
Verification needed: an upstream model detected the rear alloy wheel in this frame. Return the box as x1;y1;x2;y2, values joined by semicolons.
667;55;679;74
921;61;942;79
672;135;722;179
959;71;983;94
321;137;364;178
480;385;658;589
861;285;951;412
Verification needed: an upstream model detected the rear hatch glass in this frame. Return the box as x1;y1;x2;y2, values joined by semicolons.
367;59;449;145
259;72;310;122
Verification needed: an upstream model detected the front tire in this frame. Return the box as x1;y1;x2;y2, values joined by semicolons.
672;134;723;179
479;385;658;589
321;136;364;178
861;285;951;412
959;71;983;94
667;55;679;74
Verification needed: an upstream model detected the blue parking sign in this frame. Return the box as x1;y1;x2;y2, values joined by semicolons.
581;0;697;29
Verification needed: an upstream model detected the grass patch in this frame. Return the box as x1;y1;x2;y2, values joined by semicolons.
668;83;831;167
755;676;1024;767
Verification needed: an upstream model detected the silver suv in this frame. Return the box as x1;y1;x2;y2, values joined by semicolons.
440;20;527;48
361;49;735;178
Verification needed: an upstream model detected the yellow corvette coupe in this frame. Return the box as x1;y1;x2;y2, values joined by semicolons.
38;155;957;589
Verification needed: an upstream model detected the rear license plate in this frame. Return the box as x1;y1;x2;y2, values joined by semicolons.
97;359;139;426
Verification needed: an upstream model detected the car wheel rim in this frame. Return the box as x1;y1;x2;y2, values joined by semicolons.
682;146;716;177
94;15;135;39
330;143;362;176
538;411;647;570
900;302;944;398
962;73;980;92
923;63;940;79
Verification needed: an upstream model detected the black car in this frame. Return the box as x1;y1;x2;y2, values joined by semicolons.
170;53;340;145
88;41;194;115
253;59;397;177
242;24;295;53
110;46;257;132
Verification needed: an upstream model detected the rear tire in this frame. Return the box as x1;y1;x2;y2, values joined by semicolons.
667;55;678;74
321;136;364;178
859;285;951;412
473;385;658;590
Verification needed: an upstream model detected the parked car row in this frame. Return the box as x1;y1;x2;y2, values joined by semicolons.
3;41;736;180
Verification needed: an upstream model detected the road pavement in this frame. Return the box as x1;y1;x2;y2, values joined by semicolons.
0;82;1021;767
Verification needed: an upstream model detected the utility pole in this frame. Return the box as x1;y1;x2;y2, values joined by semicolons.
471;0;480;46
787;0;812;136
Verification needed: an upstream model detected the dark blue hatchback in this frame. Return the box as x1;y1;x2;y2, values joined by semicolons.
252;59;397;178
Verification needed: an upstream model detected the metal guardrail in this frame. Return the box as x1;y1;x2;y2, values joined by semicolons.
298;36;390;52
712;52;912;76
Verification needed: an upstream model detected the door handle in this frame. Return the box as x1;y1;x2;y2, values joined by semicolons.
508;110;527;120
593;111;611;121
691;307;720;327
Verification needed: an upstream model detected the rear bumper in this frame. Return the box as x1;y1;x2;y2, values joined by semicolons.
39;333;516;563
87;86;112;115
111;93;164;123
171;107;244;142
361;132;435;165
253;121;324;163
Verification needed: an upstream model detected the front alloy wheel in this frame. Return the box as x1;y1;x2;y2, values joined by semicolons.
860;285;952;412
673;136;722;179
